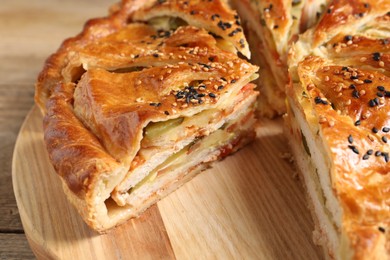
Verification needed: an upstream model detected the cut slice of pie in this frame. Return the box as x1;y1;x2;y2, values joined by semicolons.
229;0;329;117
36;0;259;232
286;1;390;258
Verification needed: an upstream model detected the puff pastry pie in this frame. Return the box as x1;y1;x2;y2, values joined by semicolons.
35;0;259;232
286;1;390;259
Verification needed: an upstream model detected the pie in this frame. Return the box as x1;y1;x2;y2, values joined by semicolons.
286;1;390;258
35;0;259;232
35;0;390;258
232;0;390;258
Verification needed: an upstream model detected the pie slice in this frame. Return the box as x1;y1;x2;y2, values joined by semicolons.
286;2;390;258
36;1;259;232
229;0;329;117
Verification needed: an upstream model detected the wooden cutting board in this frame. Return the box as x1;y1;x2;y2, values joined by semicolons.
12;105;324;259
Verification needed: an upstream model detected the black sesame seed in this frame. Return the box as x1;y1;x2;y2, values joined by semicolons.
218;85;224;90
364;3;369;8
350;75;359;80
383;152;389;162
383;127;390;133
369;99;377;107
348;135;354;144
378;227;386;233
362;154;369;160
372;52;381;61
327;9;331;13
364;79;372;84
209;93;216;98
273;25;279;29
348;145;359;154
377;92;384;97
382;136;388;143
211;14;220;21
208;56;215;62
190;10;197;15
231;79;237;83
385;91;390;97
367;149;373;155
372;127;379;133
149;102;161;107
153;53;159;58
342;66;349;71
344;35;353;42
377;85;385;91
164;111;170;115
349;84;357;89
375;151;382;157
352;90;360;98
355;120;361;126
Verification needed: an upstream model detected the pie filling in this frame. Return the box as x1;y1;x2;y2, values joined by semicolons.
110;79;258;206
285;95;341;256
103;97;256;221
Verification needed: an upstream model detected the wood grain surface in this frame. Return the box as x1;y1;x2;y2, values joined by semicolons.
6;0;323;259
13;107;323;259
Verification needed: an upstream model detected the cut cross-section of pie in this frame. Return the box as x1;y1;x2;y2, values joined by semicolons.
229;0;329;117
286;1;390;258
36;0;259;232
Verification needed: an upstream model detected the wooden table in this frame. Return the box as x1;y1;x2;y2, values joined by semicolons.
2;1;324;259
0;1;117;258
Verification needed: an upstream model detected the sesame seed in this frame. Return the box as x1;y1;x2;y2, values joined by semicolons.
364;79;372;84
348;135;353;144
360;57;367;62
383;127;390;133
355;120;361;126
348;145;359;154
383;152;389;162
375;151;382;157
378;227;386;233
372;127;379;133
373;52;381;61
377;86;385;91
367;149;373;155
344;35;352;42
352;90;360;98
149;102;161;107
382;136;388;143
164;111;170;115
209;93;216;98
362;154;369;160
379;61;385;67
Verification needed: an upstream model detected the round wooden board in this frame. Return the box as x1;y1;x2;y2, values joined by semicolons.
12;106;324;259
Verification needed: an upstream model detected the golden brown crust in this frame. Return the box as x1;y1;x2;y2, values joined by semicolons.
131;0;250;58
35;0;258;232
288;3;390;258
43;82;124;196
